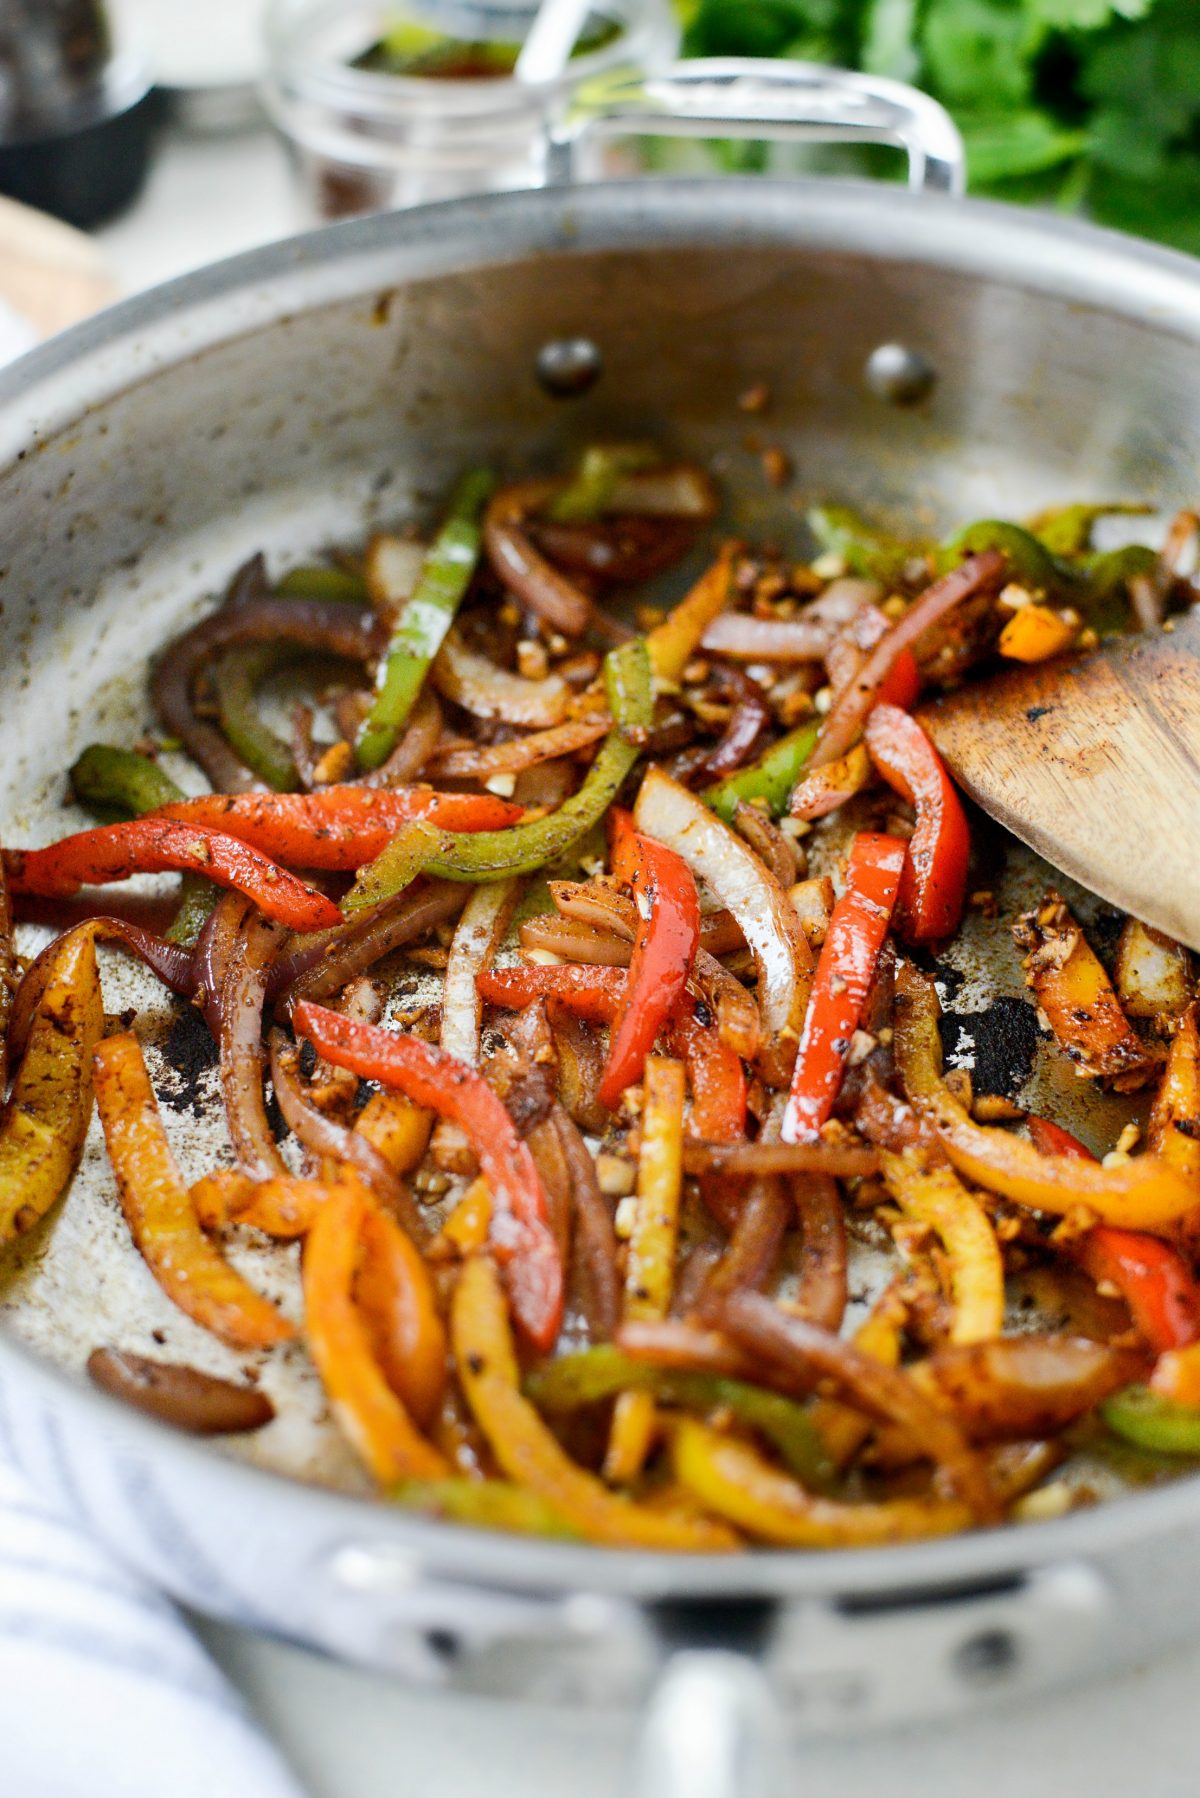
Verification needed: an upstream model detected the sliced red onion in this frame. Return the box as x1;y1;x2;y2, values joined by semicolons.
153;594;384;792
220;909;288;1181
484;482;594;637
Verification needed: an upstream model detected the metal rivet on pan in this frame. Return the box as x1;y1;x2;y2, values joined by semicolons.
864;342;938;406
536;336;603;398
953;1628;1020;1685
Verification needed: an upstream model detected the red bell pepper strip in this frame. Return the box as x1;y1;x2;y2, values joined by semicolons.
781;832;906;1145
1028;1115;1200;1354
478;963;745;1140
598;814;700;1111
5;819;340;932
864;704;970;942
293;1002;563;1351
156;788;523;870
478;963;624;1023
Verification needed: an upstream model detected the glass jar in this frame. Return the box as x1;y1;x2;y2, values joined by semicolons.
262;0;679;222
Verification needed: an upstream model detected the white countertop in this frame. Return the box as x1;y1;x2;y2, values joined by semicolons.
91;120;1200;1798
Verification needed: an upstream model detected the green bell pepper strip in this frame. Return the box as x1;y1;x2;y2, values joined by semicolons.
1101;1384;1200;1456
939;520;1061;593
213;642;300;792
391;1478;579;1537
1025;502;1153;558
420;637;653;884
807;504;930;587
67;746;216;944
546;444;659;524
356;467;495;772
70;744;186;820
703;721;820;825
525;1344;834;1489
340;818;451;916
275;564;368;604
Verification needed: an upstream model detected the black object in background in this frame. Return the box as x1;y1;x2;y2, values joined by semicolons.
0;0;158;227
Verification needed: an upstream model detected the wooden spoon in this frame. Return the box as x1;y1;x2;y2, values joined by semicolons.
919;607;1200;950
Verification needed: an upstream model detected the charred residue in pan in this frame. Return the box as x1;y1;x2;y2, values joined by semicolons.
938;995;1042;1098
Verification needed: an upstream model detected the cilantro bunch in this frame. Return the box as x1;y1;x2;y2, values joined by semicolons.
676;0;1200;254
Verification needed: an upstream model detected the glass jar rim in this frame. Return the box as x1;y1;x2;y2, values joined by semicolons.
263;0;677;123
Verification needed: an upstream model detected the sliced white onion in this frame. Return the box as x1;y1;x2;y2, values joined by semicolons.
433;628;570;728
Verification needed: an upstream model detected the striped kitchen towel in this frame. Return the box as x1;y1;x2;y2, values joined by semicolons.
0;1452;308;1798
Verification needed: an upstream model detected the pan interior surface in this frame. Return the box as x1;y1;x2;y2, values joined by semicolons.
2;181;1200;1586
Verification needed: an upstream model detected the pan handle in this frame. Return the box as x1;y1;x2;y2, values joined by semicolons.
632;1648;782;1798
548;57;965;195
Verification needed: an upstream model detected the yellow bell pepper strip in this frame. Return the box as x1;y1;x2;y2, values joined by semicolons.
893;963;1197;1229
881;1149;1005;1346
997;604;1078;663
6;819;342;933
808;1282;908;1470
633;765;814;1087
864;709;970;943
598;816;699;1110
605;1056;687;1482
672;1417;970;1547
807;504;930;587
526;1345;834;1487
780;832;906;1144
354;1089;433;1176
1149;1003;1200;1187
1101;1385;1200;1457
409;636;654;887
709;1287;997;1517
0;928;104;1246
1013;892;1152;1084
644;548;734;686
293;1002;563;1352
93;1032;294;1348
433;1174;492;1256
158;787;524;870
451;1256;737;1549
304;1183;449;1483
354;1198;447;1429
703;721;820;825
392;1478;580;1537
70;743;185;820
356;467;495;770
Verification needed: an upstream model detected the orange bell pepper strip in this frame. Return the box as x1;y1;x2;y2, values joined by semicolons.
353;1200;447;1428
672;1416;969;1547
0;926;104;1247
1028;1115;1200;1356
293;1001;563;1352
864;704;970;942
452;1255;736;1549
598;813;700;1110
93;1032;294;1348
781;831;906;1144
156;787;523;870
191;1169;332;1237
1015;893;1152;1084
894;965;1198;1229
303;1183;449;1482
6;819;340;932
354;1089;433;1176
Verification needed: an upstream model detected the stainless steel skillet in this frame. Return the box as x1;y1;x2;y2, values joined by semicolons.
3;58;1200;1794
